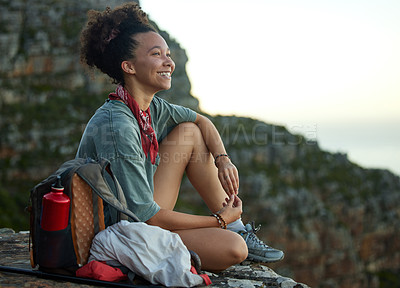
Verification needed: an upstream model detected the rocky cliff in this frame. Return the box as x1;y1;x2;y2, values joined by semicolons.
0;1;399;287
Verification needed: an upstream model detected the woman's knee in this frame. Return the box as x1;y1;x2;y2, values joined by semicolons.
173;122;202;144
227;233;248;265
178;228;247;271
160;122;203;146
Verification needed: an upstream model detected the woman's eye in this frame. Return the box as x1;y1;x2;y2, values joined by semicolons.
152;52;161;56
167;53;172;58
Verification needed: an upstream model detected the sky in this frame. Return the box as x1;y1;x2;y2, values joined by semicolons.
140;0;400;175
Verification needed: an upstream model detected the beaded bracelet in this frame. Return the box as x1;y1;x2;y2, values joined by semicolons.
214;154;230;167
212;213;227;229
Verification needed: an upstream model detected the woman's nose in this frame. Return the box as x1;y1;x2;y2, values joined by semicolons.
164;57;175;70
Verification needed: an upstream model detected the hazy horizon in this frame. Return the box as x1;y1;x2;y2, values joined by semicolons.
141;0;400;175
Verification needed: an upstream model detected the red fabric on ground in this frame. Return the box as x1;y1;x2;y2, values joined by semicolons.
76;261;127;282
190;265;212;286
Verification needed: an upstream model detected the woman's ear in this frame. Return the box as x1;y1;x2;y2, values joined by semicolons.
121;60;135;74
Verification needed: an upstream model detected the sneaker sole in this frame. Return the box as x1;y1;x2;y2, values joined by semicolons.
247;252;284;263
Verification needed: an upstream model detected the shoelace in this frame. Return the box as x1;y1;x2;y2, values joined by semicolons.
246;231;270;248
248;221;261;233
244;222;271;249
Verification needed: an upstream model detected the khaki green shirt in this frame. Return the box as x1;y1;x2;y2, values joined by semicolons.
76;95;197;223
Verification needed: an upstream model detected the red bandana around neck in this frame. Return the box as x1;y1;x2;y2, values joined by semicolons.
109;85;159;164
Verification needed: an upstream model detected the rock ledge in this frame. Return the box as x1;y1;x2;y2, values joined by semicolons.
0;228;309;287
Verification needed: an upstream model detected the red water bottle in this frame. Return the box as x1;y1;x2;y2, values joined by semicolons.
40;176;70;231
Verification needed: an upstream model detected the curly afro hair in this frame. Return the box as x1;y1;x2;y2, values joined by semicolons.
80;2;156;85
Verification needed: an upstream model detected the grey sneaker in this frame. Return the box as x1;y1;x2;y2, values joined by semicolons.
239;222;284;263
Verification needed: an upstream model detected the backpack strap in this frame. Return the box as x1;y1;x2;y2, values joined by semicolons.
76;158;140;223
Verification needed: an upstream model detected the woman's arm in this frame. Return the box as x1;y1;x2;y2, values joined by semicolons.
147;194;242;231
194;114;239;195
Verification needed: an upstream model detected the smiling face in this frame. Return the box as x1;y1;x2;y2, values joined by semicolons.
126;31;175;96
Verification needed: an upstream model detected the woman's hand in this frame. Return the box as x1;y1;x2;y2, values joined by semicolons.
215;156;239;195
218;194;243;224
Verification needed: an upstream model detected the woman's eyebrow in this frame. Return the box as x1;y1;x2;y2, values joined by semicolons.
147;46;170;53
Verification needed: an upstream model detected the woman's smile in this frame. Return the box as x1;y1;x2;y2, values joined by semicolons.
157;71;172;79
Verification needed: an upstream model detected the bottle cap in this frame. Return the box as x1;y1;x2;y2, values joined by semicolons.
52;175;64;191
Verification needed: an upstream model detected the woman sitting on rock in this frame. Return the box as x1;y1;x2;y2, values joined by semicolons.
77;2;284;272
